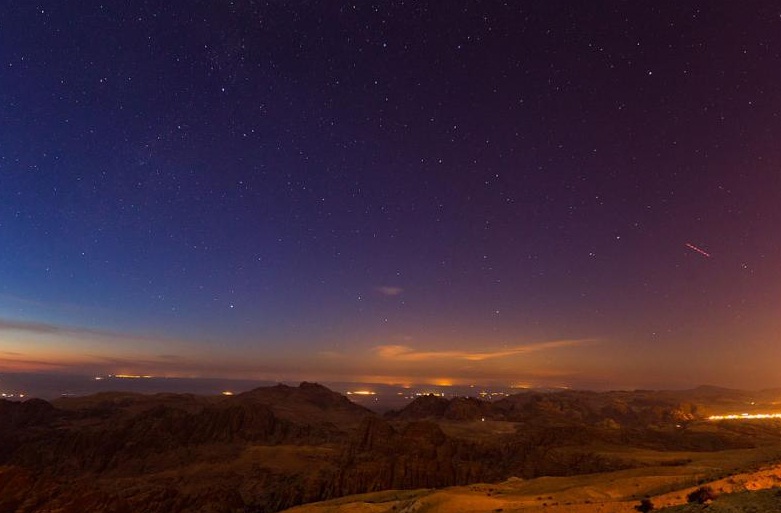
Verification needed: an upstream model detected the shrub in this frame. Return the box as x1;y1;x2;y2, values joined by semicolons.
686;486;717;504
634;497;654;512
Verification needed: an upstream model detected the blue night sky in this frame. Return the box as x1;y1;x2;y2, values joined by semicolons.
1;2;780;389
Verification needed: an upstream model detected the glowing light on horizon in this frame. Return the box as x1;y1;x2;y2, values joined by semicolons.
346;390;376;396
478;390;509;398
708;413;781;420
415;391;445;397
221;391;234;396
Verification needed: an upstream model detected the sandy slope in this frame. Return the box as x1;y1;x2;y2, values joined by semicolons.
281;456;781;513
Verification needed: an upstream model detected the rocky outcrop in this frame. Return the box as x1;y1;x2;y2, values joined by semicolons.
335;417;492;495
488;390;705;427
385;395;491;421
0;384;751;513
0;398;56;430
384;394;449;420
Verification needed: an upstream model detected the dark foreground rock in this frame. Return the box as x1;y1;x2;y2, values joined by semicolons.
0;384;762;513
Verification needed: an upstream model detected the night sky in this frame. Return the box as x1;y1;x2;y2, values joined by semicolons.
2;2;780;389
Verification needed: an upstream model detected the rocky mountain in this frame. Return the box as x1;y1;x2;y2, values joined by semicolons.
0;384;773;513
385;395;490;421
389;389;702;427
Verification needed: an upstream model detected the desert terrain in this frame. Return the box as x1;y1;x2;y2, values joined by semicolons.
2;383;781;512
281;450;781;512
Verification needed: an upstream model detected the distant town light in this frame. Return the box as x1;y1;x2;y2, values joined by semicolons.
709;413;781;420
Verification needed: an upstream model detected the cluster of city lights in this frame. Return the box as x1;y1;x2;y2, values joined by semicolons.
94;374;154;380
708;413;781;421
478;391;510;399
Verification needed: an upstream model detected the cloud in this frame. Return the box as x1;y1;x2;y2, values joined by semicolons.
376;286;403;296
0;318;130;338
0;356;82;372
0;317;181;345
0;318;72;335
375;339;592;362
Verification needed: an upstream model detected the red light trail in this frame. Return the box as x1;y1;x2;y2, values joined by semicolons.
685;242;711;258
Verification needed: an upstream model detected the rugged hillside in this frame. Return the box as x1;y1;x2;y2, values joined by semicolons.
0;384;778;513
0;383;376;513
280;453;781;513
385;395;490;421
390;389;701;427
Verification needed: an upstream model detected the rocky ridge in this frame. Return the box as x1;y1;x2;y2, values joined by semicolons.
0;383;774;513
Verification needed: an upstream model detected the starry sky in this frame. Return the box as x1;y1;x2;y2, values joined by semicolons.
1;1;780;389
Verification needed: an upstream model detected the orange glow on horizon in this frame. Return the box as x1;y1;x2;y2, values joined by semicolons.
346;390;376;396
708;413;781;420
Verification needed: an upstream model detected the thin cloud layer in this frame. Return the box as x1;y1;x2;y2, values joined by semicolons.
376;286;404;296
0;317;185;345
0;318;74;335
375;339;592;362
